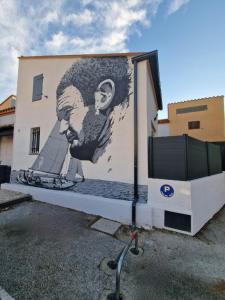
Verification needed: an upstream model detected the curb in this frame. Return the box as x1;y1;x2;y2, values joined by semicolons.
0;195;32;209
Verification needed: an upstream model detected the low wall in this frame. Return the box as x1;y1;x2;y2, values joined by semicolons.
148;172;225;235
2;183;152;229
191;173;225;234
4;172;224;235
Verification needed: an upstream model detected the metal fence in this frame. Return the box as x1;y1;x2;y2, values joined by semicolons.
213;142;225;171
0;165;11;184
148;135;222;181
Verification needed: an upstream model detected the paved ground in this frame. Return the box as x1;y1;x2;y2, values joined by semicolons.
0;200;225;300
0;188;31;207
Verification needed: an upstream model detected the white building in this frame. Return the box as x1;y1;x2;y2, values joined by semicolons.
7;51;162;228
4;51;225;236
157;118;170;137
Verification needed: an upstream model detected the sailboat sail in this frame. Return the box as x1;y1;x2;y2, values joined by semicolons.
31;121;69;175
66;157;84;182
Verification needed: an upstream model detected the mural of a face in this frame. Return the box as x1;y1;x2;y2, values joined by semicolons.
56;57;131;163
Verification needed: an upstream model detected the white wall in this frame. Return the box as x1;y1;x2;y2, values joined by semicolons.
13;56;158;188
137;60;158;186
146;62;158;137
0;136;13;166
137;61;148;186
157;123;170;137
13;58;80;171
13;57;135;184
191;173;225;234
0;114;15;127
148;173;225;235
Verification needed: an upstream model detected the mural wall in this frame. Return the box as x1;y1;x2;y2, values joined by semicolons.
13;56;148;202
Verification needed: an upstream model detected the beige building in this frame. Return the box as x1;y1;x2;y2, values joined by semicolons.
0;95;16;166
158;96;225;142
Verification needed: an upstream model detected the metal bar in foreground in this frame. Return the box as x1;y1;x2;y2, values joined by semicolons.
107;232;137;300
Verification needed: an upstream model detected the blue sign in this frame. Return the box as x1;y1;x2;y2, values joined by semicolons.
160;185;174;197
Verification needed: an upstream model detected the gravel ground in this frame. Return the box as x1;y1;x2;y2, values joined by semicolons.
0;200;225;300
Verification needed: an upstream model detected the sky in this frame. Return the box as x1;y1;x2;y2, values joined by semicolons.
0;0;225;118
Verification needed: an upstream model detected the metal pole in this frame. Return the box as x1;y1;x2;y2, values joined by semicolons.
107;237;134;300
107;247;124;270
115;239;133;300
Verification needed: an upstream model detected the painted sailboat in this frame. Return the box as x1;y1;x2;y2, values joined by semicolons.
17;121;84;190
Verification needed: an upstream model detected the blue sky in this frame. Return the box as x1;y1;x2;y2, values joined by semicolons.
0;0;225;118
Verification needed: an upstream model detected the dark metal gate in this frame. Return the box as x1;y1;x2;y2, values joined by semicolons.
0;165;11;184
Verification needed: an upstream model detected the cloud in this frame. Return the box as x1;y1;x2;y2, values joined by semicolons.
0;0;190;101
0;0;65;100
43;11;59;24
167;0;190;15
46;0;153;54
62;9;95;26
45;31;69;50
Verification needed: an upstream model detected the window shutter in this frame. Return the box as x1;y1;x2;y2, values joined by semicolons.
32;74;43;101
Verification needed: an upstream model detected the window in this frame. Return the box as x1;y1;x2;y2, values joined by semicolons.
188;121;200;130
32;74;43;101
30;127;40;154
176;105;208;114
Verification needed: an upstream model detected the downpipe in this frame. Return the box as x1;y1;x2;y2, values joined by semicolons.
106;60;141;300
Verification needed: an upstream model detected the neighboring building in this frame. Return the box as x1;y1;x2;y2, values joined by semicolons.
157;118;169;137
158;96;225;142
0;95;16;166
9;51;162;223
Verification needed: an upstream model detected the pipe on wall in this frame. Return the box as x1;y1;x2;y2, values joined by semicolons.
132;60;138;228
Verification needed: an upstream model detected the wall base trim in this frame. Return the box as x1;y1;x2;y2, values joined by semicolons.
2;183;152;229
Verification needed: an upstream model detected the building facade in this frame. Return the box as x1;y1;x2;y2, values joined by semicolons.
11;52;162;210
158;96;225;142
0;95;16;166
6;53;225;236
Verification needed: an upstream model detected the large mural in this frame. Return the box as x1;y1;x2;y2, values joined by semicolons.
17;57;133;191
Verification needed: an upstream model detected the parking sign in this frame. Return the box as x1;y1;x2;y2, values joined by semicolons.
160;185;174;197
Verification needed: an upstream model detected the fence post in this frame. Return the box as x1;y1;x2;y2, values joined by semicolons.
206;142;210;176
184;134;189;181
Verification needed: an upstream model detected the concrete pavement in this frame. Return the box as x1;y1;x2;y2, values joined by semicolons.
0;201;225;299
0;189;31;208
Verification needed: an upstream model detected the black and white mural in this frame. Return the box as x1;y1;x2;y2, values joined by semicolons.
56;57;131;163
17;57;137;194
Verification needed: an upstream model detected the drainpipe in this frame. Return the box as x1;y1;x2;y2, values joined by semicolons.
132;60;138;229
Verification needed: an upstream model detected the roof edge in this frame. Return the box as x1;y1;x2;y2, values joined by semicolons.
18;52;146;60
0;94;16;106
158;118;169;124
131;50;158;63
168;95;224;105
132;50;163;110
0;107;15;116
